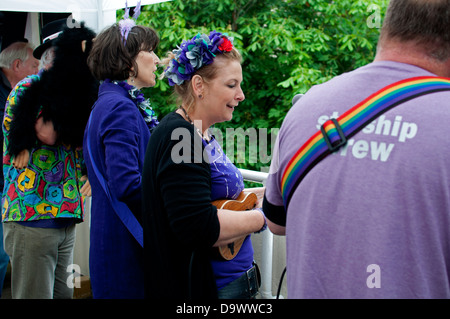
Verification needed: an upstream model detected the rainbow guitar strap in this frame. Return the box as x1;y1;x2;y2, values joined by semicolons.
281;76;450;208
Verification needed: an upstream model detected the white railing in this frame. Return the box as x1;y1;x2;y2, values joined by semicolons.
239;168;284;299
238;168;269;185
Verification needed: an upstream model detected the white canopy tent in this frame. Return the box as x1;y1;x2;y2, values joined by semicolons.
0;0;170;46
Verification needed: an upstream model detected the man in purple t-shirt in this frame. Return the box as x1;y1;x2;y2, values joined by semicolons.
263;0;450;298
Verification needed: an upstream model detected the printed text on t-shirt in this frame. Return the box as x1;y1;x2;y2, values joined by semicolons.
317;112;418;162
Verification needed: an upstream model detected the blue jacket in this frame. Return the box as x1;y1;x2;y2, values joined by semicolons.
83;81;151;299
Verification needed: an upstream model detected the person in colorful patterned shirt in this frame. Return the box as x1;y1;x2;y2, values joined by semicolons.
0;40;39;299
2;20;96;299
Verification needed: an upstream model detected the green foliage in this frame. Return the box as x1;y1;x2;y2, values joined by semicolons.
119;0;388;172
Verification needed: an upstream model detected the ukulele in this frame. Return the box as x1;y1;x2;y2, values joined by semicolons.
211;191;257;260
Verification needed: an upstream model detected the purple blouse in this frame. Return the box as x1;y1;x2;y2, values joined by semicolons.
203;136;254;290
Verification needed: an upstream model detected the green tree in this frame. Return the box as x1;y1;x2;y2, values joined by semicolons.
121;0;388;172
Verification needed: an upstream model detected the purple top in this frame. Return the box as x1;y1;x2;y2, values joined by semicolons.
203;136;254;290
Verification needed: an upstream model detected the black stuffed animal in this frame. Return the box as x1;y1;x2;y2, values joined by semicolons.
7;22;98;156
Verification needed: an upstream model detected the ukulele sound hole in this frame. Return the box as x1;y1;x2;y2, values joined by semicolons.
227;242;235;255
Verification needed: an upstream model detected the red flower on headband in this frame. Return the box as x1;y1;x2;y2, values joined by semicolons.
219;38;233;52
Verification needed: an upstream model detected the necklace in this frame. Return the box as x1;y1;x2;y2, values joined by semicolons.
105;79;159;130
179;105;193;123
179;106;210;141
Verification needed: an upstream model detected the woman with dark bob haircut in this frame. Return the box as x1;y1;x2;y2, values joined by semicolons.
83;15;160;298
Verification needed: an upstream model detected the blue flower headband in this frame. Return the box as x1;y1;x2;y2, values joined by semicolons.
164;31;234;86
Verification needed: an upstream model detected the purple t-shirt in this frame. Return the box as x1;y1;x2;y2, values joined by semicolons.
203;136;254;290
265;61;450;298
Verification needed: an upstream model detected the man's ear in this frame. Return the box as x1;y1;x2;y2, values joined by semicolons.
11;58;21;72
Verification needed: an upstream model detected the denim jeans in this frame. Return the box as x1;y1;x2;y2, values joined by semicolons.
3;222;76;299
217;264;260;299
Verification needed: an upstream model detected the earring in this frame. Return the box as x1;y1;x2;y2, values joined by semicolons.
198;94;203;99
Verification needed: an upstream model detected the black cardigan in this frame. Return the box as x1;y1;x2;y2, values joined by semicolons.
142;111;221;299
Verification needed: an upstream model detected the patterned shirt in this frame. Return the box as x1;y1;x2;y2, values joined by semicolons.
2;74;85;223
